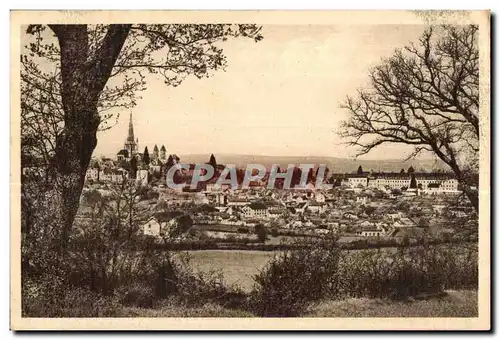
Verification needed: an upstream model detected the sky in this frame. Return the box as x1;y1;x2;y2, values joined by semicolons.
94;24;428;159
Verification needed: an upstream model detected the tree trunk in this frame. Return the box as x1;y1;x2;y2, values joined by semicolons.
51;110;99;252
447;161;479;213
462;185;479;213
44;24;131;252
430;145;479;213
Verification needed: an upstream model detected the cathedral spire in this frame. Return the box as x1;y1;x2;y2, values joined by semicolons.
127;112;135;142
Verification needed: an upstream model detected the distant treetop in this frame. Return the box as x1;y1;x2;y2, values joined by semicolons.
209;154;217;168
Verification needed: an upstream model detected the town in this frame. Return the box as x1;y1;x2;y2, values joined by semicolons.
78;113;477;247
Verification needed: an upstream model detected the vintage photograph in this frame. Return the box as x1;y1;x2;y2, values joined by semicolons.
11;10;490;330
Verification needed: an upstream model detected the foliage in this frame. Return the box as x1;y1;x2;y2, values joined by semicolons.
270;227;279;237
410;175;417;188
143;146;150;165
173;255;246;308
335;244;478;300
391;188;402;196
209;154;217;169
364;205;376;216
254;223;268;242
130;156;138;179
247;238;477;317
237;227;249;234
22;274;121;317
248;236;341;317
68;181;153;295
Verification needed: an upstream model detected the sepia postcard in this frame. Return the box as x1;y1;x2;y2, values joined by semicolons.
10;10;491;331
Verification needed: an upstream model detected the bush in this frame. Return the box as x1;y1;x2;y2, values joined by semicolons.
254;224;268;242
335;244;478;300
58;288;122;317
246;241;478;317
22;278;121;317
248;236;340;317
173;255;246;309
115;283;156;309
237;227;249;234
270;228;278;237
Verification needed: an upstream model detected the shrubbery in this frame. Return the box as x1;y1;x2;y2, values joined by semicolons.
247;240;478;317
254;224;268;242
23;240;478;317
248;236;341;316
22;275;121;317
22;238;249;316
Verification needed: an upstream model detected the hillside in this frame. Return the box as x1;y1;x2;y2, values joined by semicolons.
177;154;447;173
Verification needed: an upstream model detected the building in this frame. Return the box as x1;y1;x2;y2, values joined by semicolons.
136;169;149;186
347;176;369;188
116;149;129;162
366;171;460;194
421;178;460;195
356;195;368;205
307;202;326;214
85;167;100;181
358;227;386;237
268;208;286;219
215;192;228;206
99;168;128;183
368;173;411;190
152;145;159;161
116;112;139;162
393;218;416;228
356;221;389;237
142;217;162;236
315;192;326;203
160;145;167;161
115;113;169;165
227;198;249;207
242;202;268;218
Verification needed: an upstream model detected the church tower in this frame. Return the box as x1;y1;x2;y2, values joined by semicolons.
160;145;167;161
153;145;159;161
124;112;138;158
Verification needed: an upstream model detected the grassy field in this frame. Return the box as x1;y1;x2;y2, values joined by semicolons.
115;290;478;317
306;290;478;317
185;250;277;291
184;245;476;293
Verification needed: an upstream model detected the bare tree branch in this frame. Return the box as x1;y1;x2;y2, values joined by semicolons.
340;25;479;211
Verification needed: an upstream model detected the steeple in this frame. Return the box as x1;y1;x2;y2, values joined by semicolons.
152;144;159;160
124;112;138;158
160;145;167;160
127;112;135;142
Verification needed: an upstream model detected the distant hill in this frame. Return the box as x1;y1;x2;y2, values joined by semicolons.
177;154;447;173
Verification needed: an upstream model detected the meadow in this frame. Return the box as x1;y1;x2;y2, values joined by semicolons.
115;290;478;317
185;250;277;292
184;243;477;294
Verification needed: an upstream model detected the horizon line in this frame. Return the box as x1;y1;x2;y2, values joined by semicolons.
93;151;441;163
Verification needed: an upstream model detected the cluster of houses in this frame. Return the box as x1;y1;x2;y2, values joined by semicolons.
139;182;472;240
80;140;470;241
78;165;474;241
